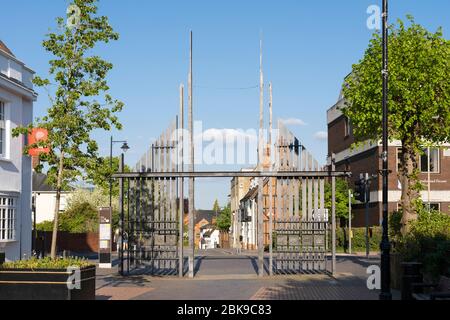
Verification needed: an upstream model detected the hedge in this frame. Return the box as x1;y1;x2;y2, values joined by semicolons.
332;227;382;252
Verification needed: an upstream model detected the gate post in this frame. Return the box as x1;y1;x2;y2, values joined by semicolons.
188;31;195;279
178;84;185;278
331;153;336;276
119;153;125;276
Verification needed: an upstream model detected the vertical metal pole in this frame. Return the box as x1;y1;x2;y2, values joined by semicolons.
365;173;370;258
427;147;431;211
179;84;184;278
268;82;273;276
127;180;130;274
110;136;113;209
257;35;264;277
331;153;336;276
380;0;392;300
188;31;195;279
348;190;352;255
119;153;124;276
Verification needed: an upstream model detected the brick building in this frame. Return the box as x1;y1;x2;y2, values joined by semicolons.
327;91;450;227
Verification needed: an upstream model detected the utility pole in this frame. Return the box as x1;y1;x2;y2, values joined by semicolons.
188;31;195;279
380;0;392;300
257;35;264;277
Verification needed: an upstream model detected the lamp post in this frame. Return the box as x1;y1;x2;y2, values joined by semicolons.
380;0;392;300
109;136;129;208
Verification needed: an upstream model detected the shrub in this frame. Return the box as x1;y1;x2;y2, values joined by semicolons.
36;220;54;232
335;227;382;252
0;257;94;270
59;201;98;233
396;209;450;278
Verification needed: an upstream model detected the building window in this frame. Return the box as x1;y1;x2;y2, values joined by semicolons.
0;101;5;157
396;148;403;172
0;196;16;241
428;203;441;211
344;117;351;137
420;148;440;173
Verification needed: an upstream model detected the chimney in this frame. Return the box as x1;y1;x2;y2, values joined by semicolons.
32;156;40;170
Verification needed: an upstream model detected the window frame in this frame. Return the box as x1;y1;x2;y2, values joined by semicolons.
396;147;403;173
419;148;440;174
344;117;351;138
0;100;10;160
0;100;5;158
0;195;17;242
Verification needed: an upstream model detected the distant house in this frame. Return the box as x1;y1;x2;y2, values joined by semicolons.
184;209;218;248
199;224;220;250
0;40;37;261
32;173;73;224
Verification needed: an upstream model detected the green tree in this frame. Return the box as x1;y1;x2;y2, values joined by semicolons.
216;203;231;232
341;17;450;234
325;178;352;222
13;0;123;258
86;156;131;196
212;199;220;214
325;178;353;253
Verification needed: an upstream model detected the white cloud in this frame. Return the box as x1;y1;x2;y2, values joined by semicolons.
280;118;307;126
314;131;328;141
199;128;257;144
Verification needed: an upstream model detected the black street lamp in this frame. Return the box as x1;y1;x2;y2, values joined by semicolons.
380;0;392;300
110;136;129;208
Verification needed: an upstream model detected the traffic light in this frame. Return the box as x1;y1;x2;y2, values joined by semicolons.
354;178;367;203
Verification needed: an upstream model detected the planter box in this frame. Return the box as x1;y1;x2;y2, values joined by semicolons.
0;266;95;300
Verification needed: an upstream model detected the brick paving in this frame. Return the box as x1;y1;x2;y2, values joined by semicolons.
93;250;398;300
96;287;155;300
251;284;379;300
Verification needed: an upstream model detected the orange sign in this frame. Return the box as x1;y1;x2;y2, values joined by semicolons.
28;128;50;156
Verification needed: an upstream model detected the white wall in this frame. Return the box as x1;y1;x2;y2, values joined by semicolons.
0;50;35;261
34;192;72;223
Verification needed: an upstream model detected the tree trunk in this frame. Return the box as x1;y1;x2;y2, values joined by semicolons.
399;143;419;235
50;153;65;259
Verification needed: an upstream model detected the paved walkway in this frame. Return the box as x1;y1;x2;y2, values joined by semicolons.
94;249;399;300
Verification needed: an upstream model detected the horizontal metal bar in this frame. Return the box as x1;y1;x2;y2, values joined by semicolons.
113;171;350;179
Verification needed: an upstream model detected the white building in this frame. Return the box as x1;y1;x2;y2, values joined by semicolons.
199;224;220;250
0;40;37;261
32;173;72;224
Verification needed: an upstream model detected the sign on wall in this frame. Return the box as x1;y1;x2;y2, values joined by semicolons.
28;128;50;156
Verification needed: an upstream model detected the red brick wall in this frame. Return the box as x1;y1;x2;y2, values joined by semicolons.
328;116;355;155
35;231;101;253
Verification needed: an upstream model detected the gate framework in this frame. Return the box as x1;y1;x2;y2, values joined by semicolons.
114;169;348;277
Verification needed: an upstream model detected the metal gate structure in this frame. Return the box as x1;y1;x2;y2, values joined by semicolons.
114;119;346;277
113;32;349;278
270;122;329;274
117;119;182;276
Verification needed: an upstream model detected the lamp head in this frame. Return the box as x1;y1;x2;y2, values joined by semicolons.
121;142;130;153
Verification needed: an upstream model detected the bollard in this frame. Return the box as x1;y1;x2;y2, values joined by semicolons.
0;252;5;265
401;262;423;300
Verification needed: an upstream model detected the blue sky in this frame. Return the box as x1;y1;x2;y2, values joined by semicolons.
2;0;449;209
